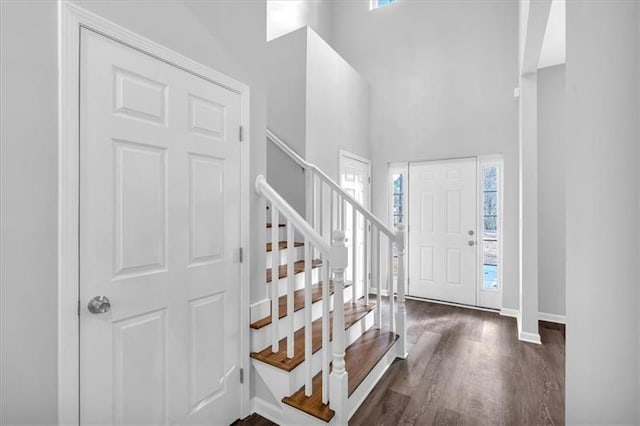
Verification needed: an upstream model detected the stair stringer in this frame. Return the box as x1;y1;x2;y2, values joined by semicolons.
251;309;375;402
346;339;399;420
252;395;334;426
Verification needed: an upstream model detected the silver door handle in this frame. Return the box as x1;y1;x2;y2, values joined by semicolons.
468;241;475;246
87;296;111;314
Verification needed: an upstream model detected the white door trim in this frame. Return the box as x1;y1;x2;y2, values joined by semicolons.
338;149;372;206
58;2;251;423
476;155;504;310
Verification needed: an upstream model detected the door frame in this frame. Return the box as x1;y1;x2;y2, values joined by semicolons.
408;154;504;311
57;2;251;423
476;155;504;310
338;149;372;209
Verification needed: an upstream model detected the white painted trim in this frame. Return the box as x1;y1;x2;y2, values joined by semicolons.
369;287;390;297
500;307;520;318
251;397;284;426
58;2;252;422
406;295;500;314
338;149;372;210
518;328;542;345
476;156;504;311
501;308;566;325
538;312;567;324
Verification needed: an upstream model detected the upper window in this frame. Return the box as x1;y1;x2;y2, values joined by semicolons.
370;0;396;10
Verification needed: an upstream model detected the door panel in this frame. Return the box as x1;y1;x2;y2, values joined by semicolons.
408;158;477;305
80;29;242;425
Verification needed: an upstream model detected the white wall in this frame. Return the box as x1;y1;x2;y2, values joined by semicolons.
0;1;267;422
330;0;520;309
0;2;59;423
537;64;565;317
306;29;371;181
566;1;639;423
267;0;332;42
267;27;308;215
267;26;370;213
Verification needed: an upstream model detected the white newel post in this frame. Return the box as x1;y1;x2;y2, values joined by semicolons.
329;230;348;425
395;224;408;359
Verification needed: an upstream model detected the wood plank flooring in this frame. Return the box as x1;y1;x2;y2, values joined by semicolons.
349;299;565;425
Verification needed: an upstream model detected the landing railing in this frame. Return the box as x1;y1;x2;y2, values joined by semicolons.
261;128;407;424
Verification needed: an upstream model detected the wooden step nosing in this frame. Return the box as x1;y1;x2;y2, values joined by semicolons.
249;282;354;330
249;303;376;372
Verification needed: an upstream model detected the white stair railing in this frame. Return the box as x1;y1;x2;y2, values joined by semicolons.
256;175;348;406
266;128;407;358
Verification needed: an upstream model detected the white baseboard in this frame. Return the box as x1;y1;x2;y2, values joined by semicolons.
251;397;283;426
406;296;499;314
538;312;566;324
369;288;390;297
499;308;519;318
518;330;542;344
499;308;566;325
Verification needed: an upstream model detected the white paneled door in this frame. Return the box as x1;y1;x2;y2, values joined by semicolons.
408;158;478;305
79;29;242;425
339;152;370;293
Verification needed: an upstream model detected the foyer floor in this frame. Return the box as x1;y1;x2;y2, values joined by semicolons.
350;299;565;425
238;299;565;425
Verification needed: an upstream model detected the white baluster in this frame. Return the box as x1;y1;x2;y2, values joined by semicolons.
329;230;348;425
321;259;330;404
376;228;382;329
330;189;335;241
305;170;313;232
352;206;357;305
304;240;313;396
389;237;395;332
271;208;280;352
395;224;408;359
286;222;295;359
318;179;324;240
363;219;369;306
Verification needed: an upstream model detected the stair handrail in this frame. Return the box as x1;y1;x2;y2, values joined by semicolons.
255;174;336;258
266;128;396;240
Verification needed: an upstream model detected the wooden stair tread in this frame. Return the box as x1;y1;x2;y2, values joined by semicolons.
266;259;322;283
250;302;375;372
250;280;353;329
282;371;335;422
282;329;399;422
266;222;286;228
266;241;304;252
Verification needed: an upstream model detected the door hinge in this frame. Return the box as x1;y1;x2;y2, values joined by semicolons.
239;247;244;263
239;126;244;142
368;176;371;184
77;300;81;316
239;368;244;384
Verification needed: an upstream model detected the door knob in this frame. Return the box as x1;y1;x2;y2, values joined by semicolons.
468;230;475;236
87;296;111;314
468;241;475;246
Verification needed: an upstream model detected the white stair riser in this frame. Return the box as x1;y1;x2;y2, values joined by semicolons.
266;246;305;269
265;227;287;241
251;309;375;400
272;267;321;296
250;286;355;353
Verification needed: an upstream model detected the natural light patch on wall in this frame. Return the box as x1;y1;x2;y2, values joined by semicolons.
370;0;396;11
539;0;565;69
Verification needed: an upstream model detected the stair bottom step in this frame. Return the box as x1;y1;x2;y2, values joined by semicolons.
282;329;399;422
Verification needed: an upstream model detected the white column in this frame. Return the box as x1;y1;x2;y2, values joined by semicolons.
329;230;348;425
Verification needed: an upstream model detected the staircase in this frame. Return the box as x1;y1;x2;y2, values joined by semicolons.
250;129;407;425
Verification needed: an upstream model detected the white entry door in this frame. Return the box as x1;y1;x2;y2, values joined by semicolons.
79;29;242;425
339;151;370;292
408;158;477;305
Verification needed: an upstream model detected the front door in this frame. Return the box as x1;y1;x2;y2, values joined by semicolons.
79;29;242;425
408;158;477;305
339;152;370;295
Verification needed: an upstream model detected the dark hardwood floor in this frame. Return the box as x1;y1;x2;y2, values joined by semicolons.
350;299;565;425
239;299;565;425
